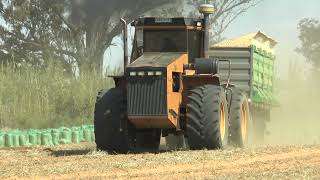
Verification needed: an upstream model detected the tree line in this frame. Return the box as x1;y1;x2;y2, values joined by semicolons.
297;18;320;74
0;0;260;75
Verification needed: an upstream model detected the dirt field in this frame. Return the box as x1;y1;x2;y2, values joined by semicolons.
1;143;320;179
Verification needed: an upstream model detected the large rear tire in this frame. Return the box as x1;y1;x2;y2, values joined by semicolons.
186;85;229;150
229;89;251;147
94;88;135;153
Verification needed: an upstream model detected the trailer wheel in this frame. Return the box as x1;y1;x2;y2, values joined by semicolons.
229;89;251;147
186;85;229;150
94;88;135;153
136;129;161;152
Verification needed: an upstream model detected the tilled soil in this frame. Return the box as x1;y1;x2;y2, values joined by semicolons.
0;143;320;179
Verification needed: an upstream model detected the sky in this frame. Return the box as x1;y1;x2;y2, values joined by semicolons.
105;0;320;78
224;0;320;78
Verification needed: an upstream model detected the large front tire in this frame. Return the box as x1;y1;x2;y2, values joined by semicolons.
94;88;135;153
186;85;229;150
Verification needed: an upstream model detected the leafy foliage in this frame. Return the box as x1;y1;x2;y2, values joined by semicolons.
1;0;260;74
0;0;77;71
297;18;320;71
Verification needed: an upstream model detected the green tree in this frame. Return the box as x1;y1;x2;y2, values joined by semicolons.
0;0;76;73
72;0;261;70
0;0;178;73
297;18;320;72
0;0;260;74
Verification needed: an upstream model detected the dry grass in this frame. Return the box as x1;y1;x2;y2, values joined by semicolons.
0;63;113;129
0;143;320;179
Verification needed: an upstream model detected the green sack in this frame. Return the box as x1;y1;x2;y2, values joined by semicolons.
51;129;60;145
71;130;80;144
19;134;27;147
12;133;20;147
28;131;38;146
41;131;53;146
60;128;72;144
81;125;89;131
79;128;84;142
83;129;91;142
36;131;42;145
0;132;4;147
90;129;95;142
88;125;94;130
5;133;13;147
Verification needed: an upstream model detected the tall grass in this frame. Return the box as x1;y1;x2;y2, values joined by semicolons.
0;63;113;129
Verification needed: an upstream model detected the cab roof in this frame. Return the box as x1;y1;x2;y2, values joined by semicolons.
132;17;204;27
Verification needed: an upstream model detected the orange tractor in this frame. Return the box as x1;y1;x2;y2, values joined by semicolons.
94;4;256;152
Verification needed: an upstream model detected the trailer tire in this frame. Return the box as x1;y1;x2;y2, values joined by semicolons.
94;88;135;153
229;89;251;147
186;85;229;150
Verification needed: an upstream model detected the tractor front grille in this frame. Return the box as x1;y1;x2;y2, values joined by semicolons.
127;76;167;117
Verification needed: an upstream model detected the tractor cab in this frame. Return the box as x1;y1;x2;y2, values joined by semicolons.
119;6;221;130
130;17;205;63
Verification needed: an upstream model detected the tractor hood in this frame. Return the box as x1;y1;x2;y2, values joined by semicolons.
128;52;185;68
126;52;188;129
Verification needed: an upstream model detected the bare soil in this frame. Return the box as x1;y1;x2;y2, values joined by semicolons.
1;143;320;179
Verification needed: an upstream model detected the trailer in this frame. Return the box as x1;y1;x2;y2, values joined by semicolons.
210;31;277;141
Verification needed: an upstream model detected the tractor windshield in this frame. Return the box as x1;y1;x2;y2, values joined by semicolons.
131;28;202;63
143;30;187;52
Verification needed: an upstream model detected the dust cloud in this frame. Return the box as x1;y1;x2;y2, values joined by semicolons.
265;62;320;145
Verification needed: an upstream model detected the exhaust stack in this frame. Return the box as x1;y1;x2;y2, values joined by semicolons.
120;18;129;71
199;4;215;58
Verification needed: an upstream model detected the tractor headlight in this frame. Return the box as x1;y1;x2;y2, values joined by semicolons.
138;71;145;76
147;71;155;76
129;71;137;76
155;71;162;76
